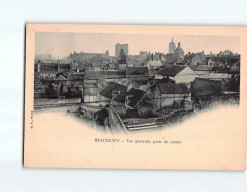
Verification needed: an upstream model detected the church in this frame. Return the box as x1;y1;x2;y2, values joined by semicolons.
168;38;185;63
172;42;184;62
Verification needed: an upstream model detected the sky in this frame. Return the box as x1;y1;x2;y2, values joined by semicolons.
35;32;240;58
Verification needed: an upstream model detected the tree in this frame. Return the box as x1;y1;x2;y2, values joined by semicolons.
119;49;126;64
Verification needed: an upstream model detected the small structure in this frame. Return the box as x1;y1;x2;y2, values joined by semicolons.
99;82;154;118
146;60;163;69
83;70;126;104
54;72;85;98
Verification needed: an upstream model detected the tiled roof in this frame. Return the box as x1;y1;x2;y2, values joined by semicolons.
228;58;240;65
160;60;167;66
130;79;149;88
55;75;67;81
99;82;148;108
156;83;190;94
99;82;127;102
187;65;212;71
40;63;58;67
85;70;126;79
127;66;149;75
58;63;71;68
148;61;162;67
157;65;186;76
40;63;58;71
68;73;85;80
229;60;240;74
56;71;70;79
125;88;147;108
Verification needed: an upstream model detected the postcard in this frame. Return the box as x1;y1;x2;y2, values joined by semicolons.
24;24;247;170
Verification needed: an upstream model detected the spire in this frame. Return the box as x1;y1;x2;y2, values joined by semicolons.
172;37;173;43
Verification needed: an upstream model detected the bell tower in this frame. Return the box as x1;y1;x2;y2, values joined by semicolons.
169;37;176;54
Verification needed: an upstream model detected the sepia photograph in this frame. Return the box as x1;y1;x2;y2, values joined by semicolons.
33;32;240;132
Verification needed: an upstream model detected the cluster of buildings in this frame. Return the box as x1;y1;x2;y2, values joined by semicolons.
34;40;240;130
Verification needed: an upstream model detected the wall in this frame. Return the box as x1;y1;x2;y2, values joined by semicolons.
191;78;221;96
160;94;191;108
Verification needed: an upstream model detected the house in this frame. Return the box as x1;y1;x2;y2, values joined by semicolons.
100;82;154;118
99;82;148;108
58;63;72;72
146;60;162;69
199;73;231;80
99;82;127;104
34;62;59;98
207;58;215;66
71;61;79;71
109;62;118;70
83;67;151;104
156;65;198;83
198;73;232;92
35;62;58;72
34;62;58;80
151;83;191;110
126;66;150;84
191;52;206;65
229;60;240;74
191;78;221;97
211;66;230;73
83;70;126;104
54;72;85;98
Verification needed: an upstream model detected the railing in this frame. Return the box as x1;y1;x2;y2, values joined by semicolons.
108;104;128;132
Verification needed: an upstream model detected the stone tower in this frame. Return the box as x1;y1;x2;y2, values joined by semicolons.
115;43;128;57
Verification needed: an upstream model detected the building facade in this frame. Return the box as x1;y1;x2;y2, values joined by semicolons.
191;52;206;65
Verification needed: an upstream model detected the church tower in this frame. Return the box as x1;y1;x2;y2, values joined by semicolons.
169;37;176;54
